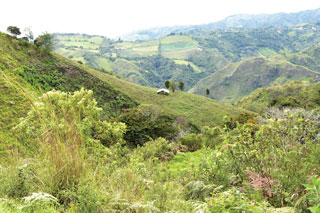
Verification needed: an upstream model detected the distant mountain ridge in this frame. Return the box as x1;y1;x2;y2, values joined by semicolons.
122;8;320;41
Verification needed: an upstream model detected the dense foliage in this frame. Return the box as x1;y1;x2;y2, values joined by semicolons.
3;17;320;212
1;86;319;212
237;81;320;113
116;104;178;146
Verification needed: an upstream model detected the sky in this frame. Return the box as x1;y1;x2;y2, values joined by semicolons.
1;0;319;38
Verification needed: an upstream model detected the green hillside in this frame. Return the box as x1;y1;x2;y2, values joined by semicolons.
54;34;209;90
0;32;252;136
3;9;320;212
236;81;320;113
54;22;320;95
190;56;320;103
83;67;253;127
0;32;137;135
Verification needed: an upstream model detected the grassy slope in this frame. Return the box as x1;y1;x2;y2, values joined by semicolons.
84;67;253;127
0;32;137;136
115;35;199;59
190;56;320;103
0;32;251;130
236;81;320;113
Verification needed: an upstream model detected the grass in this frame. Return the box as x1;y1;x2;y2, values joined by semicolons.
258;47;276;57
191;56;320;103
174;60;202;73
0;32;137;137
169;150;204;176
81;64;253;127
236;81;320;113
162;48;201;59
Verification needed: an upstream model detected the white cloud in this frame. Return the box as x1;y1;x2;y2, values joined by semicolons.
0;0;319;38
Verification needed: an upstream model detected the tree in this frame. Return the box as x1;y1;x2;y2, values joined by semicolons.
165;80;170;89
179;81;184;91
117;104;177;146
34;33;54;52
7;26;21;37
170;82;177;93
23;27;34;42
206;88;210;96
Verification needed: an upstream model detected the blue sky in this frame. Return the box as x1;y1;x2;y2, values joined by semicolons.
1;0;319;38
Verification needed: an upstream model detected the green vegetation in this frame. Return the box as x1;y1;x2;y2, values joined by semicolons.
0;32;137;123
7;26;21;37
191;56;320;103
236;81;320;113
85;68;252;127
54;34;205;90
3;10;320;211
55;21;320;97
1;93;317;211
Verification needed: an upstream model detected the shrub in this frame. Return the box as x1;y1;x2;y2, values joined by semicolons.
304;177;320;212
117;104;177;146
206;188;275;212
13;89;126;205
15;88;126;149
220;108;320;207
179;133;203;151
184;181;216;201
131;138;174;162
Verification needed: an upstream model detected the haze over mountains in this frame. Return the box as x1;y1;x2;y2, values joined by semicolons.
122;8;320;41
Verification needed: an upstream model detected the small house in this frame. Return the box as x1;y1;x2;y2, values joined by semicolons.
157;88;170;95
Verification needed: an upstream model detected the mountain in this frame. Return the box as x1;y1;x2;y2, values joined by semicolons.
54;21;320;92
122;8;320;41
190;56;320;103
54;34;216;90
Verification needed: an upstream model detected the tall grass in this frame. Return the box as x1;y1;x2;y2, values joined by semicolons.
28;93;87;204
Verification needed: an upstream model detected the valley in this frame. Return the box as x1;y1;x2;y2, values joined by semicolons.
1;6;320;213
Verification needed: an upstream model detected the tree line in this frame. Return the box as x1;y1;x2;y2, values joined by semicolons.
6;26;54;52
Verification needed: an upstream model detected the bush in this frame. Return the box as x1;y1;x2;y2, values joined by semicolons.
131;138;174;162
15;88;126;149
117;104;178;146
13;89;126;205
219;108;320;207
184;181;216;201
206;188;276;212
304;177;320;212
179;133;203;151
